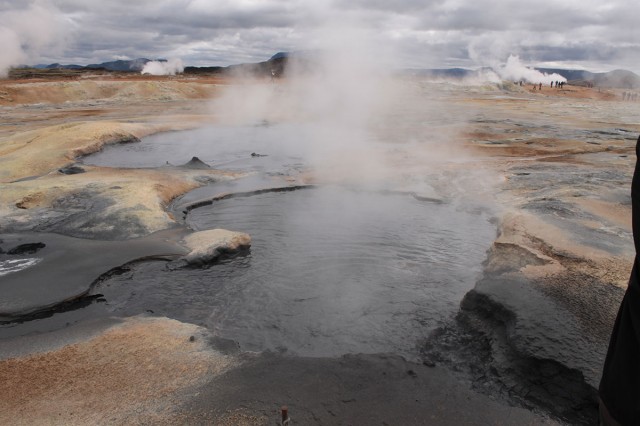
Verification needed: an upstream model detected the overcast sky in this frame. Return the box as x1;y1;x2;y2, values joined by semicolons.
1;0;639;73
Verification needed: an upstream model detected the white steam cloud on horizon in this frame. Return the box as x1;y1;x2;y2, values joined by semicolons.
0;1;68;77
141;58;185;76
492;55;567;84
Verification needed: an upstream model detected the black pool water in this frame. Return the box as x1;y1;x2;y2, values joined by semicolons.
95;187;495;358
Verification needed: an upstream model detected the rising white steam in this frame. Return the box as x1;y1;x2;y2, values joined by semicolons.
141;58;184;75
0;1;68;77
494;55;567;84
210;19;402;187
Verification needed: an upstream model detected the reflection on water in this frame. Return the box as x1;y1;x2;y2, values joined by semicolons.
0;258;41;277
95;187;495;358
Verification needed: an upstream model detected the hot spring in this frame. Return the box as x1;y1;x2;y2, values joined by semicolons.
87;142;495;357
92;186;494;357
55;97;497;358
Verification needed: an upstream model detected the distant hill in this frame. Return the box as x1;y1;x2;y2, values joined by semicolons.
270;52;289;60
85;58;151;72
18;54;640;88
406;66;640;88
404;68;477;79
34;63;84;70
26;52;314;79
186;52;311;77
36;58;152;72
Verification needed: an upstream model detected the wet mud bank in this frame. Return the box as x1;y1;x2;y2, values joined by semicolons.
423;282;602;425
422;211;628;425
0;230;189;323
172;348;559;425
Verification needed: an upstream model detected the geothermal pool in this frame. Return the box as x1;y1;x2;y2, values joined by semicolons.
93;186;495;357
4;119;497;358
85;123;496;357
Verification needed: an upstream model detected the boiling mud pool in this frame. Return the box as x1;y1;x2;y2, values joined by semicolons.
95;186;495;358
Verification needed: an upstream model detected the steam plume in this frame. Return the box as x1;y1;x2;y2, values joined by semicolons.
0;1;68;77
210;19;402;188
141;58;184;76
494;55;567;84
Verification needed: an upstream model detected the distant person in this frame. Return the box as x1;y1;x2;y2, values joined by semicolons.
599;134;640;425
539;82;542;90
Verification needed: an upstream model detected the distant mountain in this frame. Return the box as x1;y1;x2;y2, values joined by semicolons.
45;63;84;70
406;66;640;88
185;52;300;77
270;52;289;60
20;54;640;88
32;58;152;72
85;58;151;72
404;68;477;79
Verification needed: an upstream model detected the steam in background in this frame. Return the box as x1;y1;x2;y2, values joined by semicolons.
0;1;68;77
468;38;568;84
491;55;567;84
141;58;185;76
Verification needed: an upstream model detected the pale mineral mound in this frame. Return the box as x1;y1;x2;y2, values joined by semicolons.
182;229;252;265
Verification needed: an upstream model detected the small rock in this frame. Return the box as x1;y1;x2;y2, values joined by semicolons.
407;369;418;377
58;165;85;175
189;335;195;342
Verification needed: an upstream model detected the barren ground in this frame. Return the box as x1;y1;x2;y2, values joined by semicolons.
1;74;638;425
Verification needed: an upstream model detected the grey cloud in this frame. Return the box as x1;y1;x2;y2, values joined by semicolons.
332;0;443;13
12;0;637;73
